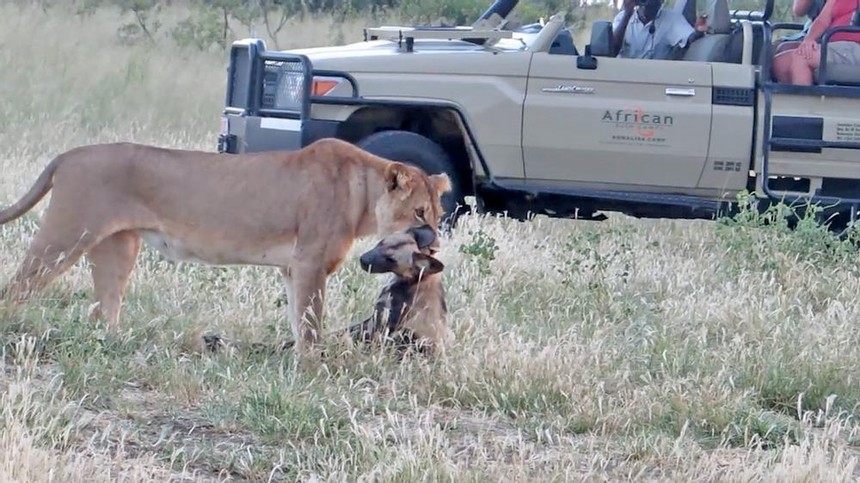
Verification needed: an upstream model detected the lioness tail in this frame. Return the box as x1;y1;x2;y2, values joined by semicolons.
0;156;61;225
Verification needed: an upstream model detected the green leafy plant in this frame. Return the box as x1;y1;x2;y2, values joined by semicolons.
458;228;498;275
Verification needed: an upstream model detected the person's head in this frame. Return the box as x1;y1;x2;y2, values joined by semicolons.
637;0;663;22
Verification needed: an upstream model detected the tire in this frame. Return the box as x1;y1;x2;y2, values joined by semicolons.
357;130;467;231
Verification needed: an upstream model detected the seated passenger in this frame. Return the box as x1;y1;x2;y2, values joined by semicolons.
612;0;697;59
772;0;860;85
774;0;827;55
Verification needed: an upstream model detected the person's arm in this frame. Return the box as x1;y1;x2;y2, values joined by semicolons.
796;0;834;59
662;12;700;59
803;0;835;42
667;11;697;47
612;0;636;56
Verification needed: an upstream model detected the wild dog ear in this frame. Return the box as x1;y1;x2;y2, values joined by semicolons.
412;252;445;275
429;173;451;194
384;162;414;194
408;224;438;250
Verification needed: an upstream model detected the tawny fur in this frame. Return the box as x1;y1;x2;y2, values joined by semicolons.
0;138;451;355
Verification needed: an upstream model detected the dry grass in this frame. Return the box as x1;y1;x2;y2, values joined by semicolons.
2;2;860;481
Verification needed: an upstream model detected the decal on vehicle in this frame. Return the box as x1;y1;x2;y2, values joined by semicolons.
600;106;672;146
541;85;594;94
835;122;860;142
712;160;742;172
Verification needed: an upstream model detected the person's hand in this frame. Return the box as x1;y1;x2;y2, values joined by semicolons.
695;14;708;32
796;39;819;60
623;0;636;14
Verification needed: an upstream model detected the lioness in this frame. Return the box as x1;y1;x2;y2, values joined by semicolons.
0;138;451;355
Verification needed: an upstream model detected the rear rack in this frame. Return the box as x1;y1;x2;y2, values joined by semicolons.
363;26;513;52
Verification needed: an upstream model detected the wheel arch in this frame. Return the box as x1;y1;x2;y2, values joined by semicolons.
309;97;495;196
338;105;476;196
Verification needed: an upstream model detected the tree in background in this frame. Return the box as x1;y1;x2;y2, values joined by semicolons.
27;0;803;50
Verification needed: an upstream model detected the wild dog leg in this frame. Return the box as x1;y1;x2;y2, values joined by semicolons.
88;230;142;329
347;315;378;342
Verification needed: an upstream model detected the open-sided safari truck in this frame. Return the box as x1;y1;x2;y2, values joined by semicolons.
217;0;860;232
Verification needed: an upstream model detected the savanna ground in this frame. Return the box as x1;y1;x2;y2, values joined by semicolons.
2;2;860;481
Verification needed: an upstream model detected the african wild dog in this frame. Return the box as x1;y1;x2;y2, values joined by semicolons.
348;223;450;357
204;223;450;357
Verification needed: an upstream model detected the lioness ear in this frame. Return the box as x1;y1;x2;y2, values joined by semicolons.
413;252;444;275
429;173;451;194
384;162;414;194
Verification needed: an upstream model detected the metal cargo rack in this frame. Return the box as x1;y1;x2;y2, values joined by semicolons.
363;25;514;52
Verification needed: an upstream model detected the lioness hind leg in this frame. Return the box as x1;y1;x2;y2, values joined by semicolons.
0;227;100;309
88;230;141;329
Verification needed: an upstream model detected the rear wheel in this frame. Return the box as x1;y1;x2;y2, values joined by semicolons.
357;130;467;230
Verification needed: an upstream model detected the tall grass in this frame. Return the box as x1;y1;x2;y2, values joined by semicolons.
1;2;860;481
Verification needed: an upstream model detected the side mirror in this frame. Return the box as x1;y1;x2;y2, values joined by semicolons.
577;44;598;69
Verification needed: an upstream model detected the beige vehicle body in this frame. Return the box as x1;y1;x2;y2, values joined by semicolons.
218;0;860;230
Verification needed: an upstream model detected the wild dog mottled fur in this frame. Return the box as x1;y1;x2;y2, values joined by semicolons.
348;224;450;357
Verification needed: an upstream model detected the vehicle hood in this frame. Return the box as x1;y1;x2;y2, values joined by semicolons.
285;38;530;76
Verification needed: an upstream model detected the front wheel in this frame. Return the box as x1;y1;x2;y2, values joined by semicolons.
357;130;467;230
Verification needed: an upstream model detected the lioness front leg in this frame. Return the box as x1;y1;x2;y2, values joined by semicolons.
283;263;327;356
88;230;141;329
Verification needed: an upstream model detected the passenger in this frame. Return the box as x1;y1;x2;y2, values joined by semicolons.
611;0;697;59
774;0;827;55
772;0;860;85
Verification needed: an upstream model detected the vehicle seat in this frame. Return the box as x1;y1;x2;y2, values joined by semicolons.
723;20;765;65
588;20;614;57
515;22;579;56
682;0;733;62
820;66;860;86
819;41;860;85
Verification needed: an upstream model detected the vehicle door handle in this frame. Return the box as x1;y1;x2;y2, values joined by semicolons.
666;87;696;96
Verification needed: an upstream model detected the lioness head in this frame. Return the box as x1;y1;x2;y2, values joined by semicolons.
359;224;444;279
375;162;451;240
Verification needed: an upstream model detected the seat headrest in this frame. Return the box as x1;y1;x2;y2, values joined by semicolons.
589;20;614;57
674;0;699;28
707;0;731;34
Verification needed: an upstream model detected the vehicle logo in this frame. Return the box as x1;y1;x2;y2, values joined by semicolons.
541;85;594;94
600;106;673;145
601;106;672;138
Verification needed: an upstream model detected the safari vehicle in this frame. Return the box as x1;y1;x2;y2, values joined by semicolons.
217;0;860;232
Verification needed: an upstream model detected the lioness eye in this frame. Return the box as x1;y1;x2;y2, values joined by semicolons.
415;208;425;220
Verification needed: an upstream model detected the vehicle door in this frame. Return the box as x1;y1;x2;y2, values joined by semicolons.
521;53;713;190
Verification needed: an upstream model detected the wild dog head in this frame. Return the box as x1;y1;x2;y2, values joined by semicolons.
359;224;444;280
374;162;451;240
